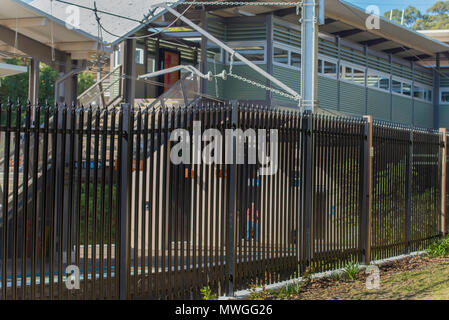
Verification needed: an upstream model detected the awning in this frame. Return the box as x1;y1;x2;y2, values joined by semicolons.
0;62;27;77
0;0;112;63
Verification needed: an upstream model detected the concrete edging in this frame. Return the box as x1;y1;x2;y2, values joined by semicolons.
218;250;427;300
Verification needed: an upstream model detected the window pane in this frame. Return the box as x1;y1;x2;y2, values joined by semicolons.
323;61;337;77
427;90;432;102
291;52;301;68
379;77;390;91
441;91;449;103
392;80;401;94
273;47;288;65
367;74;379;88
402;83;411;96
353;69;365;85
318;59;323;73
413;86;425;100
233;45;264;61
340;66;352;81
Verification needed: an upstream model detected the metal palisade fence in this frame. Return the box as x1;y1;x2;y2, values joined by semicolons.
0;101;446;300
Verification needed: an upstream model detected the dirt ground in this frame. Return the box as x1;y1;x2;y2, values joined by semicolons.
266;255;449;300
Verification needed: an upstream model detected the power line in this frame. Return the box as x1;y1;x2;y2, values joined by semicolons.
54;0;146;23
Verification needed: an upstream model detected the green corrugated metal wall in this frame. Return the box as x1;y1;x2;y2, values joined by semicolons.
414;101;433;128
439;106;449;128
198;17;437;127
339;81;365;115
318;76;338;110
392;95;412;124
272;65;300;104
223;65;268;101
367;89;390;120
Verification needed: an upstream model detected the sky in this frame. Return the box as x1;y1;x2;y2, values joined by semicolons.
347;0;442;15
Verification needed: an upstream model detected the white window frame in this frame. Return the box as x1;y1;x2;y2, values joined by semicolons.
413;83;433;103
135;48;145;65
318;54;338;79
225;41;266;65
440;87;449;105
367;69;390;93
272;42;301;71
339;61;365;87
391;76;413;98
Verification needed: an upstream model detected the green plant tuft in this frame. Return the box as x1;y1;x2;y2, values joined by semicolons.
343;259;360;281
427;236;449;257
200;286;217;300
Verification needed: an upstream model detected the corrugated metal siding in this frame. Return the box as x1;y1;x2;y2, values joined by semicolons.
271;65;300;104
439;105;449;128
340;46;365;66
414;70;433;87
391;95;412;124
367;88;390;120
441;74;449;87
223;65;267;100
208;19;226;40
367;55;390;74
318;75;338;110
273;23;301;48
318;39;338;59
226;23;266;41
414;100;433;128
392;62;413;82
339;81;365;115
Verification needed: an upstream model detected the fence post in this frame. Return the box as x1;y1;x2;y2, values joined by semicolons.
302;112;313;268
406;129;413;253
362;115;373;265
440;128;447;237
226;101;238;297
119;103;133;299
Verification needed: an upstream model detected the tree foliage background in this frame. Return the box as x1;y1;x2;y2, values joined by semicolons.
0;58;95;105
384;1;449;30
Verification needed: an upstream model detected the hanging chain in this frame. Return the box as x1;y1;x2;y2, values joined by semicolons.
226;73;300;102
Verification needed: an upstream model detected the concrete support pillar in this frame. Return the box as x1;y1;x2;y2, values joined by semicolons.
121;39;137;106
28;58;40;106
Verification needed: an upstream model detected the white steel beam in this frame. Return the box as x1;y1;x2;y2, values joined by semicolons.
157;3;301;104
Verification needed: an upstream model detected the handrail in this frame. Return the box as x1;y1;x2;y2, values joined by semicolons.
77;64;123;107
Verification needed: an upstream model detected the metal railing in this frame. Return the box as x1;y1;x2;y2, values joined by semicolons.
0;102;446;300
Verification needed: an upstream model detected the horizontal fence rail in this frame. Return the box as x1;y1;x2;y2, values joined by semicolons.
0;101;447;299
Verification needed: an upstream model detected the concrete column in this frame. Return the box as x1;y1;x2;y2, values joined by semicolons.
28;58;40;106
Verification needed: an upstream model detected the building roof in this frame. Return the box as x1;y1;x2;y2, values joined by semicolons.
0;0;116;64
205;0;449;63
29;0;169;46
0;62;27;77
418;30;449;44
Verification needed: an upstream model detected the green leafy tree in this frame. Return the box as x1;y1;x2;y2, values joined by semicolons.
386;1;449;30
0;57;28;103
38;63;58;106
77;71;95;95
383;6;422;28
